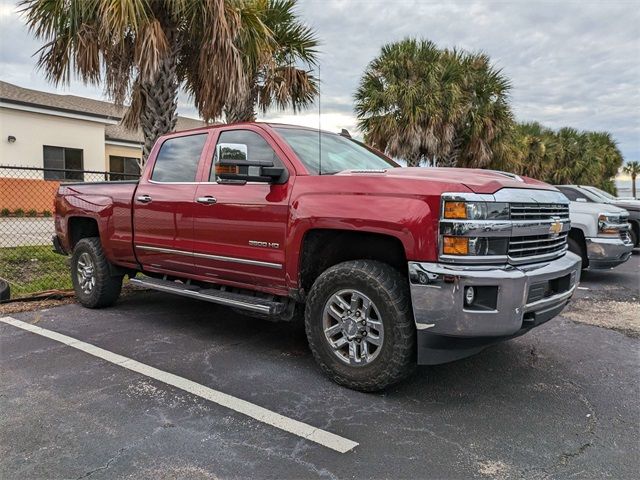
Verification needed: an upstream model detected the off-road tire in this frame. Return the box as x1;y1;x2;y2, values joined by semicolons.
71;237;123;308
305;260;416;391
567;236;588;270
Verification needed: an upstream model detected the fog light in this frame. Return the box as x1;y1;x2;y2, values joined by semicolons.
464;286;475;306
443;236;469;255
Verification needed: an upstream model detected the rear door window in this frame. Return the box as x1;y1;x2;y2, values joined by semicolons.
151;134;208;182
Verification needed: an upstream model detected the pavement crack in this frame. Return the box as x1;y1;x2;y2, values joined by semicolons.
75;447;126;479
557;442;593;465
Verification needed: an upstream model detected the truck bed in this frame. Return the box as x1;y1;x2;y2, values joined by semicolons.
55;181;139;267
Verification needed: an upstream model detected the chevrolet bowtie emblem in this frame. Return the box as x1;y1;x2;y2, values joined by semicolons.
549;219;563;235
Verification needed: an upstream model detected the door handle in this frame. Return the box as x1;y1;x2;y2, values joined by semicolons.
136;194;152;203
196;196;217;205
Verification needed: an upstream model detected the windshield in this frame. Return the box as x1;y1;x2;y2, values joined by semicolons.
273;127;397;174
583;186;617;201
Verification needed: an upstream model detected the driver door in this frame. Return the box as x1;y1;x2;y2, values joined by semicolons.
191;126;293;291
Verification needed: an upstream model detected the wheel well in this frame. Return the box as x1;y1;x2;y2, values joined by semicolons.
631;220;640;246
298;229;407;295
568;227;588;266
68;217;99;248
568;227;586;247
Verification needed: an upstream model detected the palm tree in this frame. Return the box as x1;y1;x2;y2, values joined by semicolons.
19;0;273;159
354;38;514;167
224;0;319;123
623;161;640;198
509;123;623;194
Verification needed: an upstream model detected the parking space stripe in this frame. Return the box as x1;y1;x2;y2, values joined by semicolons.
0;316;359;453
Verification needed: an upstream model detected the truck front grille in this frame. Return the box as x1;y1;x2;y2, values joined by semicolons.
508;232;568;260
510;203;570;221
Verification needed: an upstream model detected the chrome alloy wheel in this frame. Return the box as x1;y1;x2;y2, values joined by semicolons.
322;289;384;365
76;252;96;294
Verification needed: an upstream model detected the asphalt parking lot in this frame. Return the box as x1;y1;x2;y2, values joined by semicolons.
1;254;639;479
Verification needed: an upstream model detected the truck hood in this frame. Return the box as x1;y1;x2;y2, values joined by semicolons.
338;167;555;194
569;201;629;215
611;199;640;212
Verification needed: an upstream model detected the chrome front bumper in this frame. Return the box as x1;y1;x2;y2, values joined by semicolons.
586;235;633;269
408;252;581;350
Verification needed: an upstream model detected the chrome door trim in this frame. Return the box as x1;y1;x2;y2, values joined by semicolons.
135;244;283;270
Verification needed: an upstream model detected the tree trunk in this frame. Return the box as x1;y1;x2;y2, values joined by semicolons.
633;174;637;199
139;48;180;162
224;84;259;124
438;135;464;167
405;155;422;167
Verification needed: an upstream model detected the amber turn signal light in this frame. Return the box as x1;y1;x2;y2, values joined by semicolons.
443;201;467;219
216;164;239;175
443;236;469;255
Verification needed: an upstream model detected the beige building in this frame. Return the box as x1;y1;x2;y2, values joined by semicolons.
0;81;205;179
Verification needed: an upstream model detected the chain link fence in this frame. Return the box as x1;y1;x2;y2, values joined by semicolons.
0;165;139;299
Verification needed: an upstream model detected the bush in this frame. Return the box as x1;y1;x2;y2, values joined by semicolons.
0;208;9;217
26;209;38;217
14;208;24;217
42;210;53;217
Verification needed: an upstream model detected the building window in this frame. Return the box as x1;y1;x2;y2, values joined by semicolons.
109;156;141;181
43;146;84;181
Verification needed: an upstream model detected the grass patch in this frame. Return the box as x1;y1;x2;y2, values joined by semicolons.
0;245;72;297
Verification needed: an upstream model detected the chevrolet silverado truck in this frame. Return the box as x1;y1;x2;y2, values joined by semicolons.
556;185;634;269
557;184;639;248
53;123;582;391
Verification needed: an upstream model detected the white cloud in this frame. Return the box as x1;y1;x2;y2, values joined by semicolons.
1;0;638;159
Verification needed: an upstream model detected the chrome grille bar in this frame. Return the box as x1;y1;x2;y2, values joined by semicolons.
509;233;568;258
510;203;570;220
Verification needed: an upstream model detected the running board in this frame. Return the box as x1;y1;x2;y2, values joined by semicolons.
129;276;285;315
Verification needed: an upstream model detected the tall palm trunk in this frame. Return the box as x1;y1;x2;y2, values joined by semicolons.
224;85;259;124
139;51;179;161
632;174;637;199
438;136;465;167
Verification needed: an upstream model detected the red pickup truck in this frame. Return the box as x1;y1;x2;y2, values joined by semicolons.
54;123;582;391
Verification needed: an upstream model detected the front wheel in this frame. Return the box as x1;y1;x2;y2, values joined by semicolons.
305;260;416;391
71;237;123;308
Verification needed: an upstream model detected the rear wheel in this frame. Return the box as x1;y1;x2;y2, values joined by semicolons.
71;237;123;308
305;260;416;391
568;236;588;270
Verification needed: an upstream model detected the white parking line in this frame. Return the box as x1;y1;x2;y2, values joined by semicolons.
0;316;359;453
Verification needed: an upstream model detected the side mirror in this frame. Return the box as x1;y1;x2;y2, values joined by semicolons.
215;143;284;183
576;198;588;203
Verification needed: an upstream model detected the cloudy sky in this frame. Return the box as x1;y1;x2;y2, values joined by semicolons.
1;0;638;162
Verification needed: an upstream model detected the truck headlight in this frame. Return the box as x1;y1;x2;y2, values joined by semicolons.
443;201;509;220
598;213;626;234
442;236;509;256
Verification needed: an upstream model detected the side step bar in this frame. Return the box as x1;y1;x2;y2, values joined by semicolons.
129;276;285;315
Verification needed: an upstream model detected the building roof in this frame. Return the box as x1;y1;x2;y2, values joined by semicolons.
0;80;208;145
